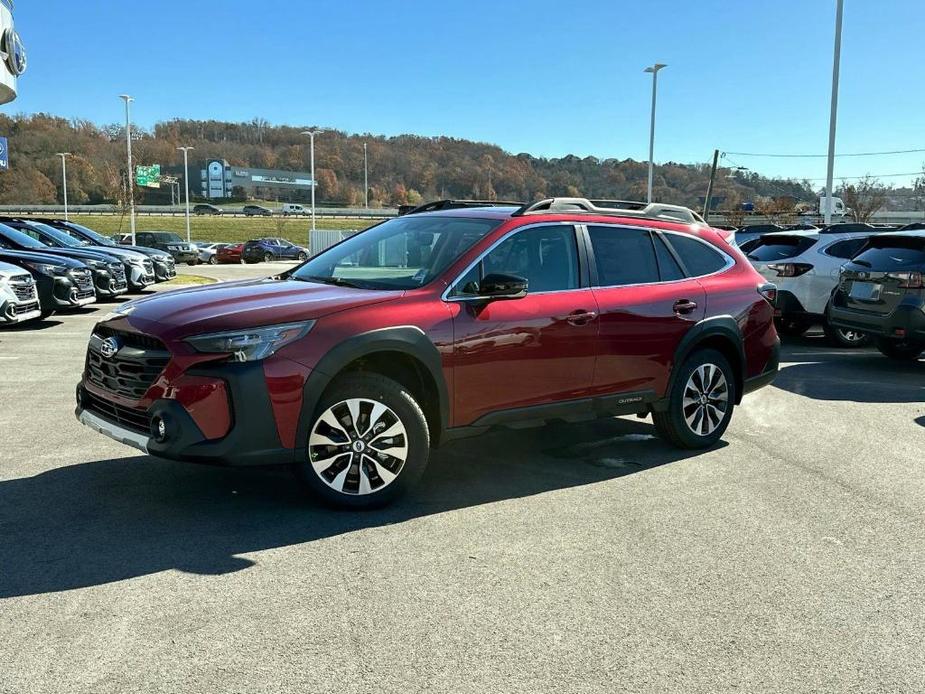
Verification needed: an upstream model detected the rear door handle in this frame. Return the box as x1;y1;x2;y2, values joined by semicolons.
564;309;598;326
673;299;698;315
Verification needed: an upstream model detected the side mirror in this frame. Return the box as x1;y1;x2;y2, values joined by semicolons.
478;273;528;300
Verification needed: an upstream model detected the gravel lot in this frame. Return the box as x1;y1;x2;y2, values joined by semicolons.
1;263;923;694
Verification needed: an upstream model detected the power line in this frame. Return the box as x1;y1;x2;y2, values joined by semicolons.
722;148;925;159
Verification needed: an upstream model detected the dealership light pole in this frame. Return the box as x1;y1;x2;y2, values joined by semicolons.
644;63;666;204
363;142;368;208
119;94;136;244
823;0;844;225
55;152;71;221
301;130;323;233
177;146;194;243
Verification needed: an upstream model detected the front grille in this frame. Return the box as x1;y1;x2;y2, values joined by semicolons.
71;269;93;291
8;300;39;316
9;275;36;302
86;328;170;399
82;389;151;434
111;263;126;281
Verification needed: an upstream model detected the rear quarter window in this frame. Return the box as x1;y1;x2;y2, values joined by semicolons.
665;234;729;276
823;238;868;259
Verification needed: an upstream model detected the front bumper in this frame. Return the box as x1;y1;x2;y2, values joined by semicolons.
168;251;198;264
0;297;41;323
127;264;156;289
95;272;128;298
828;303;925;341
153;259;177;282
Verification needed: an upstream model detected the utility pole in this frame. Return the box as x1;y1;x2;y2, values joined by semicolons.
301;130;324;237
824;0;844;225
644;63;667;204
55;152;71;221
177;146;194;243
363;142;368;209
119;95;136;244
702;149;720;221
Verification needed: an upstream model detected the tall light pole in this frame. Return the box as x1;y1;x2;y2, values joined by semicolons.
177;146;194;243
824;0;844;225
363;142;368;209
55;152;71;221
643;63;667;204
301;130;323;234
119;94;136;244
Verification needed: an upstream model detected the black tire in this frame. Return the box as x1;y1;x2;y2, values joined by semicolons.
294;373;431;509
653;348;736;449
186;260;197;266
263;252;273;263
297;251;308;261
208;256;217;265
823;321;871;348
775;317;811;337
875;338;924;361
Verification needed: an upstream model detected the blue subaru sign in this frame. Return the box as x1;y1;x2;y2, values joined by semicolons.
0;137;8;170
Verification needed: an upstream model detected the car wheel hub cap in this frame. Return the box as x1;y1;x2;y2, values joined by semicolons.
682;363;729;437
308;398;408;495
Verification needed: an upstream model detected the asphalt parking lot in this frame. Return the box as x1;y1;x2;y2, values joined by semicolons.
1;264;924;694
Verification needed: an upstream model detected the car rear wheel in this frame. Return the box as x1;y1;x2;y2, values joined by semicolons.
263;252;273;263
875;338;924;361
823;321;871;348
294;374;430;509
653;348;735;449
208;256;217;265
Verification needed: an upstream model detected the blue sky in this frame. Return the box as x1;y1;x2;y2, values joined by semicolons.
9;0;925;185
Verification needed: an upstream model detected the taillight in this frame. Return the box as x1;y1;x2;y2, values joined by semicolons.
758;282;777;305
886;271;924;289
767;263;813;277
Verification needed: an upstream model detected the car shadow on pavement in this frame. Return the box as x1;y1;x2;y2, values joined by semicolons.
1;318;63;332
915;416;925;429
773;338;923;404
0;417;715;598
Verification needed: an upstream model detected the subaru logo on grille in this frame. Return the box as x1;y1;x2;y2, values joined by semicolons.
99;337;121;359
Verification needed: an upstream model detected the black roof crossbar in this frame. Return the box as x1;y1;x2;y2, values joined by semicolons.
513;197;705;224
403;199;523;215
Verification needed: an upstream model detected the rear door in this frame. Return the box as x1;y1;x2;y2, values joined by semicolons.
840;236;925;316
588;226;706;398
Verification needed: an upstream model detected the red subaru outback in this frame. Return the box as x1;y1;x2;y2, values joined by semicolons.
76;199;779;507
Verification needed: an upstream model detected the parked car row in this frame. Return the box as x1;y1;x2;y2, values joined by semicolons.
192;203;308;217
0;218;177;327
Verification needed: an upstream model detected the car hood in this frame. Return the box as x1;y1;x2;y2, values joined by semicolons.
0;259;31;278
0;249;86;269
21;247;121;264
120;278;404;339
83;245;149;260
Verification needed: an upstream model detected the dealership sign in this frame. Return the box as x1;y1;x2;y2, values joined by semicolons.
135;164;161;188
0;136;8;169
251;174;314;187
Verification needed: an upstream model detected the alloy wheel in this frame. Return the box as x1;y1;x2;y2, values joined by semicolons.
308;398;408;495
837;328;866;344
682;363;729;437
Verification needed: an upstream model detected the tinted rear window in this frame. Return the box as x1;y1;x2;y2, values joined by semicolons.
851;242;925;270
747;236;817;261
666;234;729;276
823;238;868;259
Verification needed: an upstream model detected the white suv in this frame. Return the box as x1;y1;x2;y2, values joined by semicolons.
745;229;876;346
0;260;42;325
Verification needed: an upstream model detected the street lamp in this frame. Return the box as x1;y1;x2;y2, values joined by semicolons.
118;94;136;244
177;146;194;243
823;0;844;225
643;63;667;204
300;130;324;234
363;142;368;209
55;152;71;221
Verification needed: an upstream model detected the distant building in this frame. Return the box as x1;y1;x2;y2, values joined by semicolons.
200;159;315;200
0;0;26;104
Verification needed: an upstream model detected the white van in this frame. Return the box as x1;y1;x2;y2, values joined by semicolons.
281;203;307;216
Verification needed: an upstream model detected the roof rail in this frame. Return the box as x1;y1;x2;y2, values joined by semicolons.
403;199;523;215
513;197;706;224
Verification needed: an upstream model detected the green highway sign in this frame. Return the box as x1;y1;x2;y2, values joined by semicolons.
135;164;161;188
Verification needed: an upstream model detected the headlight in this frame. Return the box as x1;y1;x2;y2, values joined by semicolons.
22;261;65;276
185;321;315;362
127;256;145;265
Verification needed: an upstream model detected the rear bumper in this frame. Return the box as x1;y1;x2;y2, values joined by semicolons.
743;338;780;396
828;303;925;341
774;290;820;321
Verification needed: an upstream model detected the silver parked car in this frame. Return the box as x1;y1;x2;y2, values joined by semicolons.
196;242;227;265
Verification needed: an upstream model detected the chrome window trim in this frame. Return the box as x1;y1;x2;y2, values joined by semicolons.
441;221;583;302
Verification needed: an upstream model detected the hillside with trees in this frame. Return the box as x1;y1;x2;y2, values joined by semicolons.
0;113;862;211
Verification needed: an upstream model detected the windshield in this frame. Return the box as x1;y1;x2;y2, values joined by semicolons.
290;215;502;290
0;223;49;250
29;222;84;247
152;232;184;242
61;221;115;246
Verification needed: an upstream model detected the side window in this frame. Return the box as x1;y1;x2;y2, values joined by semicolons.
665;234;729;277
824;238;867;259
653;235;686;281
450;225;580;296
20;228;41;242
588;226;659;286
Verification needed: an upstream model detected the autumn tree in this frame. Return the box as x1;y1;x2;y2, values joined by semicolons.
838;176;889;223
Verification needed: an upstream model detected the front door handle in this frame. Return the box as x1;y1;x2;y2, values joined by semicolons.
564;309;598;326
673;299;698;315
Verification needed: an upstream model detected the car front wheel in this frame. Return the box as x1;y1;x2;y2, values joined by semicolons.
876;338;924;361
653;348;735;449
297;251;308;261
294;374;430;508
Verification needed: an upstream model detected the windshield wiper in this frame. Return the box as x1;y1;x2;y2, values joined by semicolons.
300;275;368;289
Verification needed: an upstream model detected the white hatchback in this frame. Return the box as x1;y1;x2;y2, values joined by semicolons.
744;230;876;346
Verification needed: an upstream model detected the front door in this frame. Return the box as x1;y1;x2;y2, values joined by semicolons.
448;224;599;426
